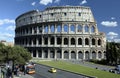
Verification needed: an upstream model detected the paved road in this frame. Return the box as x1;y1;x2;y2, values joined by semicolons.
31;64;92;78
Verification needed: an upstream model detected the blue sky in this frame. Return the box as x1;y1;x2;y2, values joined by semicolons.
0;0;120;43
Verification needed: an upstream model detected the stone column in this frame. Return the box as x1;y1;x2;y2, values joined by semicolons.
75;24;78;34
96;51;98;59
42;49;44;59
42;36;44;45
62;50;64;59
48;49;50;59
83;50;85;60
48;24;50;33
55;36;57;46
36;38;38;46
76;51;78;60
55;24;57;33
36;50;38;58
55;49;57;59
68;24;70;34
69;51;71;60
69;37;70;47
89;51;92;59
62;24;64;33
42;25;44;34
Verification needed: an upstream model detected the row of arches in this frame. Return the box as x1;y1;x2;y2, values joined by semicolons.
31;49;106;60
15;24;96;36
15;37;102;46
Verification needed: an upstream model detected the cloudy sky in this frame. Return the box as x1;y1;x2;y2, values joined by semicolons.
0;0;120;43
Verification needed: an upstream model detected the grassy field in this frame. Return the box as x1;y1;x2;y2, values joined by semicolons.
37;60;120;78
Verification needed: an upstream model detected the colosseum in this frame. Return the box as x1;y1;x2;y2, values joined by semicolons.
15;6;106;60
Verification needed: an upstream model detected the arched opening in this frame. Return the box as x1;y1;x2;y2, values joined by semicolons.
78;38;82;45
33;50;36;57
85;51;89;60
98;39;101;45
57;37;62;45
57;25;61;32
33;38;36;45
85;25;89;32
44;37;48;45
50;37;54;45
50;50;55;58
92;51;96;59
64;51;69;59
71;51;76;59
57;50;61;58
98;51;102;58
64;38;68;45
92;38;95;45
38;26;42;33
85;38;89;45
78;51;83;59
38;37;42;45
71;38;75;45
70;25;75;32
64;24;68;32
91;26;95;33
78;25;82;32
51;25;55;32
38;50;42;58
44;25;48;33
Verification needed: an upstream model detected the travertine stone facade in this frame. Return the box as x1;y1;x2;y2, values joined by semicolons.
15;6;106;60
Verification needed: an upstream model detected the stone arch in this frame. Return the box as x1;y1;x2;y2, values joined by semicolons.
85;38;89;45
64;51;69;59
38;37;42;45
57;25;61;32
51;25;55;32
85;51;89;60
78;51;83;59
33;50;36;57
50;37;54;45
92;38;95;45
44;37;48;45
91;26;95;33
57;50;62;58
85;25;89;32
70;24;75;32
98;51;102;58
57;37;62;45
98;39;101;45
71;51;76;59
78;25;82;32
44;25;48;33
71;38;75;45
92;51;96;59
50;50;55;58
64;38;68;45
78;38;82;45
64;24;68;32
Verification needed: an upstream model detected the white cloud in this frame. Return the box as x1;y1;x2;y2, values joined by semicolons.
31;2;36;6
0;19;15;26
80;0;87;5
111;17;115;20
101;21;118;27
39;0;53;5
54;0;60;3
107;32;118;39
6;25;15;31
114;39;120;43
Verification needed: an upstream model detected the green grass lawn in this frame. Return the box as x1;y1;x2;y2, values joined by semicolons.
37;60;120;78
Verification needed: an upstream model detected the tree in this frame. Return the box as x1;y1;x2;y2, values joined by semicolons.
106;42;120;65
0;44;32;64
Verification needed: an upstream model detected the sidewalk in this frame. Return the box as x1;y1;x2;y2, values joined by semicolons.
14;74;34;78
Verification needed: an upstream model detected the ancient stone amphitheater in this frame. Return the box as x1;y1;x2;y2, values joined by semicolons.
15;6;106;60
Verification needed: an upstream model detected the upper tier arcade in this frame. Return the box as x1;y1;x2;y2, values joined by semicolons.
16;6;95;27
